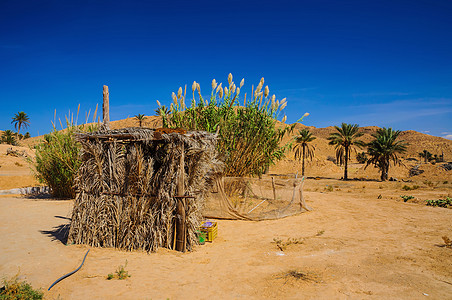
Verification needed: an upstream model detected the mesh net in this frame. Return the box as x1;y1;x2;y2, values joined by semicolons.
203;176;308;221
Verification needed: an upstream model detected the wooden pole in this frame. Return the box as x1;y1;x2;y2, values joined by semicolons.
103;85;110;129
271;176;276;201
175;143;186;252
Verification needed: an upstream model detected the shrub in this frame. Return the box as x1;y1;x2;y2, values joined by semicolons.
107;261;131;280
356;151;367;164
426;197;451;208
402;185;419;191
0;274;43;300
1;130;17;146
326;156;337;164
160;74;299;177
400;195;414;202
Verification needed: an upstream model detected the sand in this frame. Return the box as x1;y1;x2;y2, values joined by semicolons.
0;177;451;299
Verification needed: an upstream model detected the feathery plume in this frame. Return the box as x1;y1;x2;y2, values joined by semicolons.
192;81;197;92
212;79;217;90
236;87;240;95
219;87;224;98
264;86;269;98
224;87;228;96
216;83;222;93
172;92;177;102
228;73;233;84
282;115;287;123
177;87;182;99
156;100;161;107
240;78;245;88
231;83;236;94
280;102;287;110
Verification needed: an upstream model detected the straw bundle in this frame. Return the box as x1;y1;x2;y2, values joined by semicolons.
67;127;222;252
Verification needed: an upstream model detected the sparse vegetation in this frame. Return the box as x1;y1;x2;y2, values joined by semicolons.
107;261;131;280
426;197;451;208
402;185;419;191
400;195;414;202
0;273;43;300
327;123;365;180
442;236;452;248
272;237;304;251
356;151;367;164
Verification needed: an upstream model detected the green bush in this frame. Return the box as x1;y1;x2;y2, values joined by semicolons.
159;74;300;177
33;126;81;198
400;195;414;202
0;274;43;300
426;197;451;208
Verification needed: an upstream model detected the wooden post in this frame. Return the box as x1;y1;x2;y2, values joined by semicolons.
103;85;110;129
271;176;276;201
175;143;186;252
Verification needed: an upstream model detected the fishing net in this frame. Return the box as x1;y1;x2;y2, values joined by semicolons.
203;176;308;221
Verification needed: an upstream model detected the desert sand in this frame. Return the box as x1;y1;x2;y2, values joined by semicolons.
0;177;451;299
1;122;451;299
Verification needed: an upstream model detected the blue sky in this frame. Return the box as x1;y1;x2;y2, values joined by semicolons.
1;0;451;139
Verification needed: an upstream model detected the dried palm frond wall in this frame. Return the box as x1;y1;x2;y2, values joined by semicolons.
67;127;222;252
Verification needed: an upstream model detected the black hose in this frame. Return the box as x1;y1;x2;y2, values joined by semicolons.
48;249;90;291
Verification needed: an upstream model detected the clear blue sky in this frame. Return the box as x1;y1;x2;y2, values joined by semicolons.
1;0;451;139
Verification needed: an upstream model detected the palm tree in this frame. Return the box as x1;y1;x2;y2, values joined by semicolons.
365;127;408;181
1;130;17;145
134;114;147;127
11;111;30;136
327;123;365;180
293;129;316;176
154;105;169;117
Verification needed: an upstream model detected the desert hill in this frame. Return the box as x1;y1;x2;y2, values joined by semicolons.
3;115;452;184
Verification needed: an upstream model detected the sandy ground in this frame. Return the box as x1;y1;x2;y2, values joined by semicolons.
0;177;451;299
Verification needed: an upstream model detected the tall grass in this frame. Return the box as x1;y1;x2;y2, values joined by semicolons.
158;74;303;177
33;105;98;198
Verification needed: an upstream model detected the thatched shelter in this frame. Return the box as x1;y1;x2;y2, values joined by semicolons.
67;127;222;252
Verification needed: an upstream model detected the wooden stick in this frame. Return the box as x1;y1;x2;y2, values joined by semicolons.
103;85;110;129
271;176;276;201
175;142;186;252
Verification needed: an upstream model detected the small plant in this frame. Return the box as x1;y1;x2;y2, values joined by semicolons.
272;237;303;251
356;151;367;164
400;195;414;202
14;162;23;167
442;236;452;248
107;261;131;280
316;230;325;236
0;273;43;299
423;180;434;187
443;181;448;184
326;156;337;164
324;185;333;192
402;185;419;191
426;197;451;208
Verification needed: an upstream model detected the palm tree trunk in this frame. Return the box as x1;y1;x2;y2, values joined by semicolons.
344;146;348;180
302;144;306;176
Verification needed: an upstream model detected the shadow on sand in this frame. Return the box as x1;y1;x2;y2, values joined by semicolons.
40;216;71;245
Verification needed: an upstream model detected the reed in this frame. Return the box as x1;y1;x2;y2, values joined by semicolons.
159;74;297;177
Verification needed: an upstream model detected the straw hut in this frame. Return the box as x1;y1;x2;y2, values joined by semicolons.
67;127;223;252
